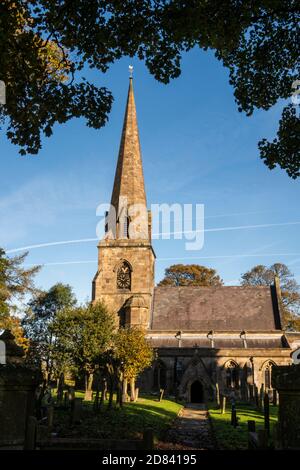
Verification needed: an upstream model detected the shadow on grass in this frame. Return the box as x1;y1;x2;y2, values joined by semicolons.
208;402;278;450
54;395;182;440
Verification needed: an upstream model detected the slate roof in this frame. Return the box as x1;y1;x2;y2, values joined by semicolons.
151;286;282;331
148;337;286;349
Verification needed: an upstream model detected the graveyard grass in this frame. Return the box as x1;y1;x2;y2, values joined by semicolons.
56;393;183;442
208;403;278;450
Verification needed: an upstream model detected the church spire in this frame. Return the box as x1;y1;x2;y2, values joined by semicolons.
92;70;155;324
109;74;148;239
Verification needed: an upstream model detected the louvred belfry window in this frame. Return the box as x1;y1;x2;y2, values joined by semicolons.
117;261;131;290
123;216;129;238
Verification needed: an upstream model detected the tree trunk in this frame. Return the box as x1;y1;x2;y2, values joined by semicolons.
122;378;128;403
57;372;64;403
100;379;107;406
117;377;123;408
84;372;93;401
107;376;114;409
116;383;121;407
130;377;136;402
42;377;48;395
93;375;100;413
45;333;53;386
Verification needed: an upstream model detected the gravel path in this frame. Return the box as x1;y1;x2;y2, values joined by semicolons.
158;403;215;450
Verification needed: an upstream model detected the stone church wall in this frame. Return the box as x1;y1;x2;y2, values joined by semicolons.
138;348;292;402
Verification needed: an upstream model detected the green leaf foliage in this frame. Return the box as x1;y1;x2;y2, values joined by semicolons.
158;264;223;287
259;105;300;179
0;1;299;175
52;301;116;376
22;283;77;375
0;247;40;346
241;262;300;330
113;326;154;380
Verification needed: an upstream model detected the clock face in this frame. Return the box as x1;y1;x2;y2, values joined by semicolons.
117;263;131;290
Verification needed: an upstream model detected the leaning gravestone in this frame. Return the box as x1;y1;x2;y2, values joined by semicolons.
0;330;41;448
272;361;300;449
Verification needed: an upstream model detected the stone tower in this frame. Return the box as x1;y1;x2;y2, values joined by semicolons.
92;76;155;328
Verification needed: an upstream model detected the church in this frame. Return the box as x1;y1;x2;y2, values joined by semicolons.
92;76;299;403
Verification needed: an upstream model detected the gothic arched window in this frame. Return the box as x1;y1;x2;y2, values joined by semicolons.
263;361;275;390
242;362;252;387
225;361;239;389
117;261;131;290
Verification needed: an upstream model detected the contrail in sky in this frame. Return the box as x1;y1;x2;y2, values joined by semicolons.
25;253;300;267
6;238;98;254
6;220;300;254
205;210;273;219
156;221;300;238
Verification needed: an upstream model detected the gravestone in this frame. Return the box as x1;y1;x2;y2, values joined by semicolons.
64;391;69;408
0;330;41;448
272;389;278;406
71;398;83;425
258;429;267;449
24;416;37;450
264;393;270;437
259;384;264;411
68;387;75;400
47;405;54;430
215;383;220;407
272;364;300;449
248;432;258;450
248;420;256;432
68;387;75;407
221;395;226;414
254;384;259;409
248;422;258;450
231;404;238;427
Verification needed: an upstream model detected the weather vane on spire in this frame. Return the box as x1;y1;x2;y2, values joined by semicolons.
129;65;134;78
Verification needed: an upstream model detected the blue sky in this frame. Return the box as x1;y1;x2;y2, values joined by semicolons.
1;47;300;303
